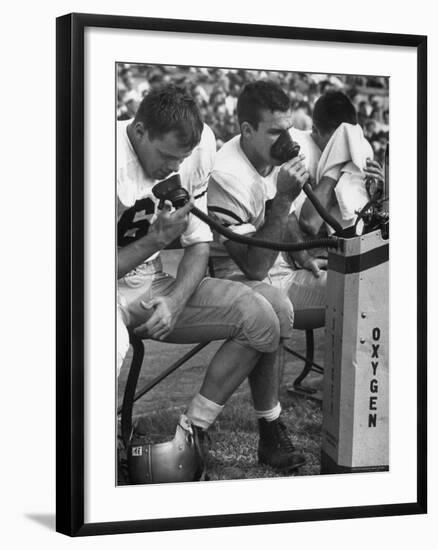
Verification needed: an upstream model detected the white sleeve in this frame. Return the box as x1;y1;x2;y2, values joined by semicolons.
207;170;253;225
207;173;259;244
180;180;213;247
179;125;216;247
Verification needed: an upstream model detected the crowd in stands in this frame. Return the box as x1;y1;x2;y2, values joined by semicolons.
117;64;389;164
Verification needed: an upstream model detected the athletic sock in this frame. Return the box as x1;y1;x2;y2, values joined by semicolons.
186;393;224;430
254;402;282;422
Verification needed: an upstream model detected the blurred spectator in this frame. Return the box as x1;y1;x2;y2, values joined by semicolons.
192;84;210;110
290;101;312;131
119;67;142;114
381;109;389;134
364;120;379;141
225;82;240;116
357;100;371;126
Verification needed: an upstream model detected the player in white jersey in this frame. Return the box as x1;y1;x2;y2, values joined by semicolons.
208;80;327;330
117;84;306;474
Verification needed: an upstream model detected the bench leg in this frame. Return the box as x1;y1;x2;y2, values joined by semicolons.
121;332;145;447
283;330;324;397
292;330;318;394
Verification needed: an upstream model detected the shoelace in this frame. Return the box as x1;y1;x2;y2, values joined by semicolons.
191;426;211;482
192;426;212;448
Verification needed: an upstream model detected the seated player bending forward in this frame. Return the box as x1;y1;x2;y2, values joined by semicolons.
207;80;327;330
117;84;306;473
292;91;385;237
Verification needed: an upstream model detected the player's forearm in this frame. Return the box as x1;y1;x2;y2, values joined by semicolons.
225;191;293;280
284;212;313;267
117;232;162;279
166;242;209;307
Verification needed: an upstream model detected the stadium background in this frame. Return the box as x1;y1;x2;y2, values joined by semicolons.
117;64;389;164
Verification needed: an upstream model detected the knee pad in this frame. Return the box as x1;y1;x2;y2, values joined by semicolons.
234;290;281;353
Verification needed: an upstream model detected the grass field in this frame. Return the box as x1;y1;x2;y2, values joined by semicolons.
117;250;326;483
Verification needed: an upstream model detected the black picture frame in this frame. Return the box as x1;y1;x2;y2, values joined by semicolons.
56;12;427;537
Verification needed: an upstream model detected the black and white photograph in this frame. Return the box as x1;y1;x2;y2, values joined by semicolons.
115;63;390;485
54;13;426;537
2;0;435;546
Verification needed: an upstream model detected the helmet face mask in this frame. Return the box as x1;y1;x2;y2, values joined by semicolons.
127;415;205;484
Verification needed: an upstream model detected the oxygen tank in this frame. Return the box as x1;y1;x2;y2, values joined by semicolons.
321;228;389;473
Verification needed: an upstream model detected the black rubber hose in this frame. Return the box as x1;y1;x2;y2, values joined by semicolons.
301;182;344;235
191;206;337;251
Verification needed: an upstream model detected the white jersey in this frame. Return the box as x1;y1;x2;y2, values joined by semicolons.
208;135;281;258
208;132;321;246
117;119;215;277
